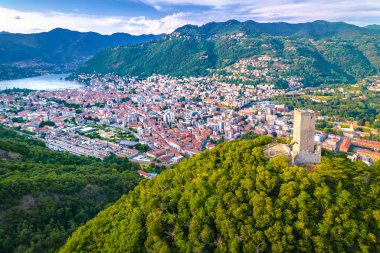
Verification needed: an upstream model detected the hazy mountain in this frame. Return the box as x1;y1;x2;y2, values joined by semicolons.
0;28;164;80
78;20;380;86
0;28;163;64
365;24;380;30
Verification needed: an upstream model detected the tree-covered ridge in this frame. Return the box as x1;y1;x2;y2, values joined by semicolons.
0;64;39;81
0;28;163;65
272;85;380;128
0;29;163;81
175;20;378;39
0;127;142;253
365;25;380;31
78;20;380;87
61;136;380;253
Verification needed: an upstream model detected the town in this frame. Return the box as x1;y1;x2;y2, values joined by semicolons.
1;72;380;166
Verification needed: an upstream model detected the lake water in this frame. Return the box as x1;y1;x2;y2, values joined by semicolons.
0;74;84;90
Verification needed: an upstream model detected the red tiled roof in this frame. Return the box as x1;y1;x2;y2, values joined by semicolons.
339;139;351;152
357;149;380;160
137;170;151;178
353;139;380;150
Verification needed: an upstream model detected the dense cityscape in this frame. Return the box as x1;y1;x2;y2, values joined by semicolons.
1;72;380;167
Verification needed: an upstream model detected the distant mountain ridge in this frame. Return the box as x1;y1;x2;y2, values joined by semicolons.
365;24;380;30
0;28;163;64
0;28;164;80
174;20;372;39
78;20;380;87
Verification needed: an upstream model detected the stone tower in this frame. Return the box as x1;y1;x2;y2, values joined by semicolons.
291;109;321;165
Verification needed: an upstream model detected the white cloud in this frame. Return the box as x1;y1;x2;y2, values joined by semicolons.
141;0;380;25
0;7;193;34
0;0;379;35
245;0;380;24
140;0;244;8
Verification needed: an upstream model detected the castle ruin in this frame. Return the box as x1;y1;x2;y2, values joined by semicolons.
291;109;321;165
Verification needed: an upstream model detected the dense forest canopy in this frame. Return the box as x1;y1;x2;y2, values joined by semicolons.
61;136;380;253
272;88;380;129
0;126;142;253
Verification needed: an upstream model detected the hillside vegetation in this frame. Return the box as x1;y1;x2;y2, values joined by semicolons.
272;87;380;128
0;64;39;80
0;29;163;80
61;136;380;253
0;29;162;65
79;20;380;86
365;25;380;31
0;127;142;253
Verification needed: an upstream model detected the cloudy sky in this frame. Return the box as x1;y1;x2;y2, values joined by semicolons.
1;0;380;35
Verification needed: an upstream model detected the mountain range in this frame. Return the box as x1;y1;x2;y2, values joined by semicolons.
79;20;380;86
0;29;163;80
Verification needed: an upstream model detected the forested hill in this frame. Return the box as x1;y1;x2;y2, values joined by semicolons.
78;20;380;86
0;29;163;80
0;127;143;253
365;25;380;31
0;28;163;65
61;136;380;253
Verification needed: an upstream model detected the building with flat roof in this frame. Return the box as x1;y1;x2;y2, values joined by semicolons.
119;140;139;147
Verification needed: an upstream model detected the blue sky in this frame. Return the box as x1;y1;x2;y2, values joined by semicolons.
0;0;379;34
